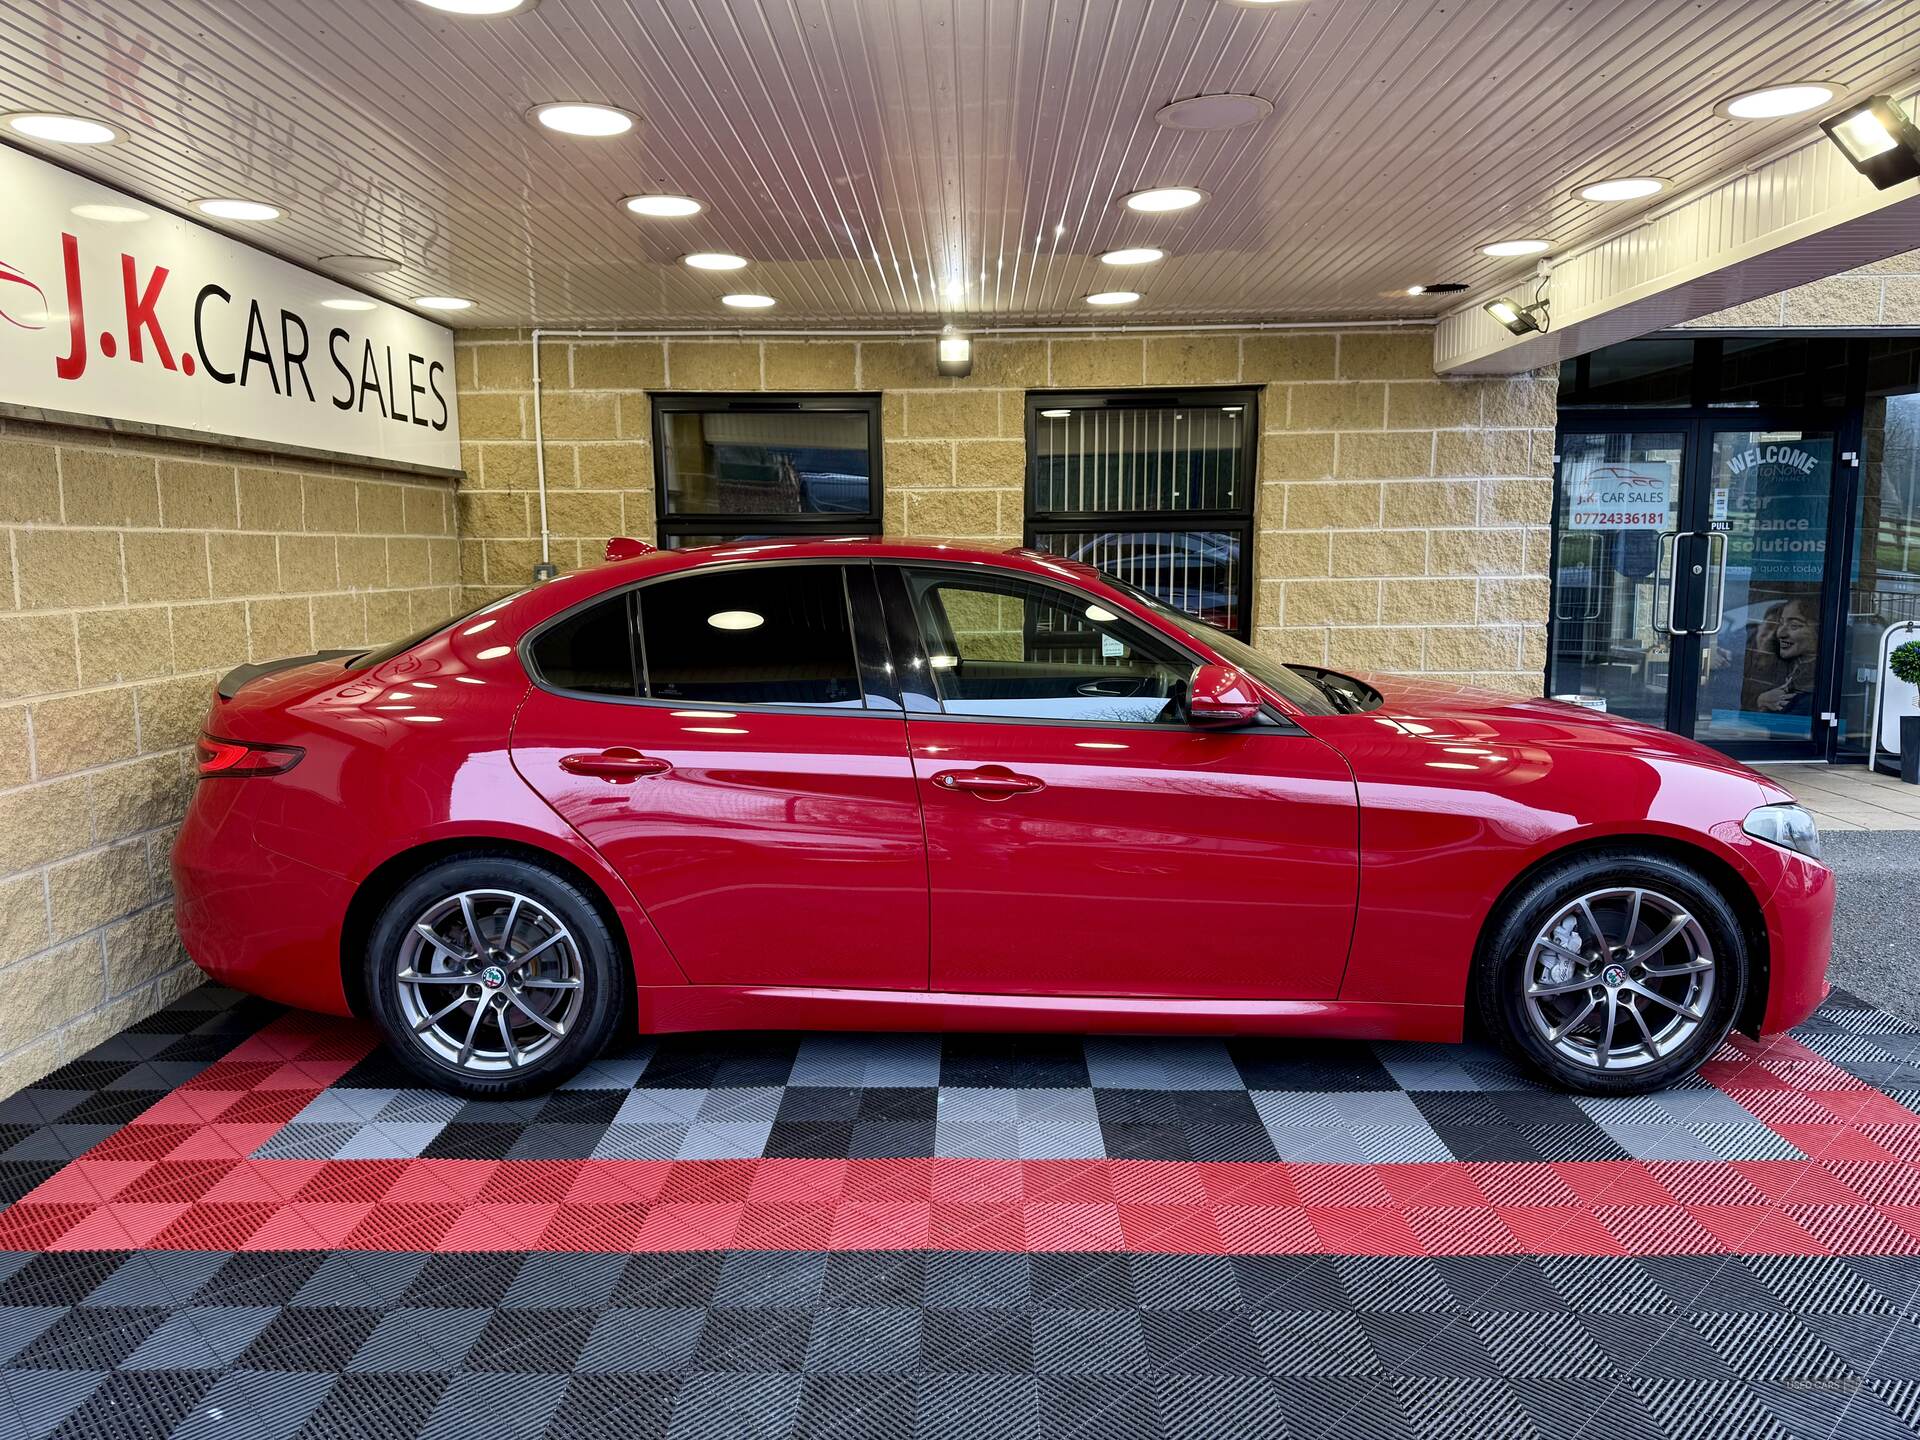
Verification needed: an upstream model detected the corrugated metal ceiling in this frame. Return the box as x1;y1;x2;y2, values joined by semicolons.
1;0;1916;327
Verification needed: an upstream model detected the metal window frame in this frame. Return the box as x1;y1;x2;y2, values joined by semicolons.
650;392;884;547
1022;388;1259;639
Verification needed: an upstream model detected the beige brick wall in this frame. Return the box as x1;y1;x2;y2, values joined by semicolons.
0;418;461;1092
455;328;1557;691
1684;246;1920;328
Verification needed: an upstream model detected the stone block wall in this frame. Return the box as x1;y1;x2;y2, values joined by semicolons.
1684;247;1920;328
0;417;461;1091
454;328;1558;690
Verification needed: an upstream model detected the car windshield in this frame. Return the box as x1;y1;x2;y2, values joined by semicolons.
1105;583;1341;715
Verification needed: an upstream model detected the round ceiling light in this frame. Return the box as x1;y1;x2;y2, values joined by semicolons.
1101;247;1165;266
529;102;636;138
1122;186;1206;213
414;0;536;12
321;298;378;311
1040;409;1072;419
684;252;748;270
721;293;776;308
1481;238;1550;257
71;203;149;224
623;193;702;217
195;198;282;221
1154;94;1274;132
1720;84;1835;120
321;254;404;274
1403;282;1468;296
4;111;120;144
1085;290;1142;306
707;610;765;631
1576;176;1667;202
414;295;474;311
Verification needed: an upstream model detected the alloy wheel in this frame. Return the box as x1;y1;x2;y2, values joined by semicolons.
1520;886;1716;1072
395;888;586;1072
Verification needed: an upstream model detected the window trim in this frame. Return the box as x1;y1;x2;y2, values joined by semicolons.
650;392;884;547
880;558;1297;734
519;558;903;717
1023;387;1259;639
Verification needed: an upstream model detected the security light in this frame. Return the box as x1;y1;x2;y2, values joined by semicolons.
1821;96;1920;190
1485;296;1548;336
937;327;974;377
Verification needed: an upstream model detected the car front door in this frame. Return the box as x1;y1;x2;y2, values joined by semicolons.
511;561;928;990
880;563;1360;1000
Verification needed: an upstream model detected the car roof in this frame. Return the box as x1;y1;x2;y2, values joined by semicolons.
512;537;1115;626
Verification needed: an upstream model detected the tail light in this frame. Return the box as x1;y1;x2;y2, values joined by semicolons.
196;734;305;777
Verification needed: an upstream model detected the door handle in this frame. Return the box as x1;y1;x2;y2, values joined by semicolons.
1699;531;1729;635
559;747;672;782
931;765;1045;798
1653;530;1683;636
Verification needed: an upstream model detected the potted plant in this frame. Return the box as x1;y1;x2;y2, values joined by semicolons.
1894;639;1920;785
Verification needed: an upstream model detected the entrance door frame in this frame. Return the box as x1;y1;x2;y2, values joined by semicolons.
1547;408;1862;761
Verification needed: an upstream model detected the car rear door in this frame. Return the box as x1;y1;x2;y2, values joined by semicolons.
880;563;1360;1000
511;561;929;990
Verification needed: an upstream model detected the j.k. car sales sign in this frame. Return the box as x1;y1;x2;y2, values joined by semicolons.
0;145;459;470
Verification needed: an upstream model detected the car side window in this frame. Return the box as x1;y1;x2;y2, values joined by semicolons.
528;592;638;697
902;569;1194;724
638;564;864;707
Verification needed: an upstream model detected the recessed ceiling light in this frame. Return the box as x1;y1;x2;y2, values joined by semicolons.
1040;409;1072;419
1122;186;1206;213
1101;247;1165;266
71;203;148;224
414;295;473;311
1576;176;1667;202
194;198;282;221
1404;282;1468;296
708;610;765;631
529;102;635;138
1085;290;1142;306
684;252;748;270
413;0;535;12
321;298;379;311
4;111;119;144
1154;94;1274;132
1720;84;1835;120
321;254;404;274
721;293;776;308
1482;238;1550;257
623;193;702;217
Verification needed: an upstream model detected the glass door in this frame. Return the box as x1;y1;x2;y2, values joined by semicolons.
1683;426;1840;758
1547;429;1689;728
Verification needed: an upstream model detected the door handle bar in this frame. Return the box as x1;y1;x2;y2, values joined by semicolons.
931;767;1045;797
559;749;673;781
1653;530;1683;636
1701;531;1729;636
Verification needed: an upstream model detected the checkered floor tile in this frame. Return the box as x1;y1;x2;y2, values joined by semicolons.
4;983;1920;1437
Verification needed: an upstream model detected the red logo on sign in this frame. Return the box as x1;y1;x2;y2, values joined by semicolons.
0;260;49;330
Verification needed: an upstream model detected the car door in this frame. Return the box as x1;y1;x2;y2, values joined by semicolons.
511;561;929;990
881;563;1360;1000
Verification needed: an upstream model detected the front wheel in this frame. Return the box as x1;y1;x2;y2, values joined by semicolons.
364;855;625;1097
1475;851;1748;1095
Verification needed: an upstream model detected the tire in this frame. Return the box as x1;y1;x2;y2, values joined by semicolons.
1473;849;1747;1095
363;853;626;1097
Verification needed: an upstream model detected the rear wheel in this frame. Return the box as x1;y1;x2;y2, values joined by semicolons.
1475;851;1747;1094
364;855;624;1097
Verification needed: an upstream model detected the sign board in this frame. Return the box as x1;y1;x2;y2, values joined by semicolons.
0;144;459;471
1728;439;1830;585
1564;459;1672;530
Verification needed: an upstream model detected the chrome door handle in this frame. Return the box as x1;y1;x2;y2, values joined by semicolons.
931;766;1045;798
1653;530;1681;636
1700;531;1729;635
559;747;672;782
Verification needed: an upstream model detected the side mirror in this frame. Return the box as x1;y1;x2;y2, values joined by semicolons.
1187;663;1264;727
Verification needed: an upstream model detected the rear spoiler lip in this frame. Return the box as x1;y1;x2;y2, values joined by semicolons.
215;649;363;700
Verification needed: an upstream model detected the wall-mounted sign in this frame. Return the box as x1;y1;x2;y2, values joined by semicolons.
1564;459;1673;530
1728;439;1831;585
0;144;459;471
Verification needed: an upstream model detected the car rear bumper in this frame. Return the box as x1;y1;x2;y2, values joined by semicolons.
171;780;356;1016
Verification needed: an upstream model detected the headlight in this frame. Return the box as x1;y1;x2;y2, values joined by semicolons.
1742;803;1823;861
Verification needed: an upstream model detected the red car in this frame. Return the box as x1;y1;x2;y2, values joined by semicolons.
172;539;1834;1098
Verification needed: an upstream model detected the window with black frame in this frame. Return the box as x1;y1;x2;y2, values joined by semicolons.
652;395;882;549
1025;391;1257;638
